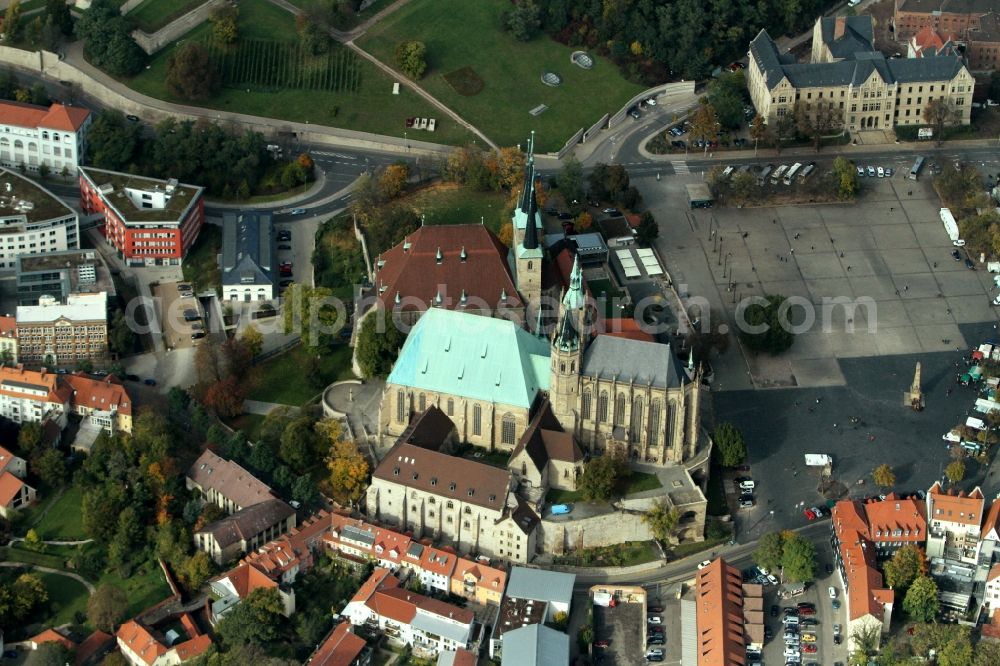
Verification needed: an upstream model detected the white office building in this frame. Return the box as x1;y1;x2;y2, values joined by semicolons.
0;168;80;271
0;101;91;174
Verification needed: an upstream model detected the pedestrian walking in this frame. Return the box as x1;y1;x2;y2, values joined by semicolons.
840;251;844;258
890;207;894;212
904;285;909;291
847;265;851;271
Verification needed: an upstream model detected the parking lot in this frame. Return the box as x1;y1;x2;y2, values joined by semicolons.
593;600;650;666
753;552;849;666
153;281;204;351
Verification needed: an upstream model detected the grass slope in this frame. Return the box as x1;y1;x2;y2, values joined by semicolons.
128;0;206;33
124;0;472;144
37;572;90;627
247;343;354;405
31;486;87;540
402;184;508;233
359;0;644;151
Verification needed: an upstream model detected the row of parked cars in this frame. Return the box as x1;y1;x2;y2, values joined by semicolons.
856;164;895;178
782;603;820;663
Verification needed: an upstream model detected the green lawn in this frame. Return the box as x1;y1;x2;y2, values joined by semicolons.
403;184;508;233
37;572;90;627
225;412;266;441
128;0;206;33
553;540;659;567
1;545;69;569
99;566;172;619
705;464;728;516
31;486;87;541
248;342;355;405
359;0;645;151
586;278;626;319
123;0;472;145
182;224;222;294
287;0;397;30
546;487;582;504
313;214;367;301
622;471;662;495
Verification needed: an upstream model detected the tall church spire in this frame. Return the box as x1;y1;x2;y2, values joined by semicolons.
562;255;584;311
520;132;539;250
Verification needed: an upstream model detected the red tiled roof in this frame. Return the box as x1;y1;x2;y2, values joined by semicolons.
0;365;67;405
0;315;15;337
600;319;656;343
696;558;746;666
446;649;477;666
349;567;399;604
0;445;19;475
983;609;1000;641
214;562;278;598
831;500;894;623
983;499;1000;539
928;482;985;526
369;587;418;624
187;449;275;510
310;623;367;666
372;527;411;562
0;471;27;507
30;628;75;651
65;372;133;417
173;634;212;661
863;494;926;542
373;224;522;312
117;621;167;666
416;594;474;624
453;557;507;594
988;563;1000;583
0;100;89;132
74;630;113;666
419;544;457;578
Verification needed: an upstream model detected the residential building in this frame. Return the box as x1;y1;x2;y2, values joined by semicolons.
437;649;477;666
0;167;80;271
209;562;295;621
0;469;36;517
0;445;27;479
406;542;458;595
980;499;1000;564
15;292;109;365
116;613;212;666
309;622;371;666
0;316;16;363
64;372;133;435
79;167;205;267
490;567;575;659
748;15;975;133
343;568;476;658
15;248;112;305
0;365;69;428
984;564;1000;613
500;624;569;666
194;497;297;565
450;557;507;606
29;628;75;651
0;101;91;173
906;26;961;59
925;482;985;564
894;1;1000;71
186;448;277;513
365;437;539;563
369;223;524;325
241;510;331;585
831;499;897;652
694;558;747;666
221;211;275;302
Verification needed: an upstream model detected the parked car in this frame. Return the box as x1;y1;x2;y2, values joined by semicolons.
191;331;206;340
698;560;712;570
739;498;755;509
737;478;755;490
602;208;621;216
803;645;817;654
829;586;838;599
629;108;641;120
825;563;834;574
647;616;662;625
952;249;962;261
277;230;292;241
551;504;572;515
144;378;157;386
804;508;817;520
856;165;864;177
278;244;292;250
877;166;885;177
801;634;817;643
867;165;876;177
771;605;780;617
832;599;841;610
126;114;140;122
798;607;816;616
125;374;140;382
594;640;610;648
966;258;976;270
290;208;306;215
649;606;664;613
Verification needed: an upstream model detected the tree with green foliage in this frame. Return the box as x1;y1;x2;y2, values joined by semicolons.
707;71;748;130
923;98;961;147
86;110;141;171
217;587;285;646
902;575;939;622
578;452;627;501
241;325;264;359
832;157;858;200
87;584;128;632
739;294;795;354
279;415;317;471
45;0;73;36
712;422;746;467
166;42;220;102
945;459;965;483
794;100;843;151
32;447;67;487
883;544;926;590
505;0;541;41
781;531;816;583
282;283;338;345
395;40;427;79
771;113;795;155
642;499;680;543
848;622;881;665
356;309;406;379
752;531;784;575
30;642;71;666
296;5;332;55
556;156;584;206
749;114;767;156
872;463;896;489
17;421;43;456
75;0;146;76
23;528;43;551
636;211;659;246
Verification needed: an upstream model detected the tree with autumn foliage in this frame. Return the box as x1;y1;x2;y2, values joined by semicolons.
498;222;514;247
327;437;370;504
496;146;526;191
575;211;593;231
202;375;246;419
378;163;410;200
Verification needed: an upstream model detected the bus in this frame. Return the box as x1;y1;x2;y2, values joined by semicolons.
909;156;925;181
783;162;802;185
771;164;788;185
799;162;816;181
758;164;774;186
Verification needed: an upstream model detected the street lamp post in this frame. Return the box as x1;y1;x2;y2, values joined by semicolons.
718;237;724;266
724;251;733;275
404;131;409;152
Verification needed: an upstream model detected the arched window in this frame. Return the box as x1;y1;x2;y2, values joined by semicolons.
571;361;575;372
396;390;405;422
473;404;482;436
614;393;626;426
27;142;36;152
527;261;533;270
630;397;644;443
501;413;516;446
597;391;608;423
447;398;454;416
13;140;23;149
581;391;592;420
649;400;661;446
418;393;426;412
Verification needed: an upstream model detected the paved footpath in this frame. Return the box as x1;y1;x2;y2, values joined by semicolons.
0;562;96;595
243;399;301;416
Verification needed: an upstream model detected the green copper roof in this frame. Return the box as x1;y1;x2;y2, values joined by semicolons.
387;308;551;408
562;255;585;311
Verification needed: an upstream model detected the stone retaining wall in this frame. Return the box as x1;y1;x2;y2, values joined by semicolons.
540;510;655;555
131;0;225;56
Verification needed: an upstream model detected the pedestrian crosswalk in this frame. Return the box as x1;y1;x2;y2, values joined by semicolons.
313;150;355;159
671;161;690;174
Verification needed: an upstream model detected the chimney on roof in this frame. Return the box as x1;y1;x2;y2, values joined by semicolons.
834;16;847;41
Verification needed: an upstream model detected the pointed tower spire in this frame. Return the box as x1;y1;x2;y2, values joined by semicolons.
535;306;544;337
562;255;584;311
460;246;467;262
688;348;695;371
436;247;443;264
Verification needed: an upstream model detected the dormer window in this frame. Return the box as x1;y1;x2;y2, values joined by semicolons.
431;477;438;486
468;489;475;497
450;482;456;491
393;467;400;476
